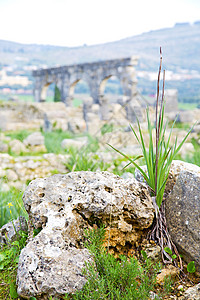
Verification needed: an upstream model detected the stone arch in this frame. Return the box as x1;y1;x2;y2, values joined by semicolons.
68;76;92;106
32;56;138;105
40;81;54;102
99;75;123;102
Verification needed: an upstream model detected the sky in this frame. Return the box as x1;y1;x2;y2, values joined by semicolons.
0;0;200;47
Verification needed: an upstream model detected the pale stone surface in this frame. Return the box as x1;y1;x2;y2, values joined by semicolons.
17;237;93;299
0;141;8;152
177;111;195;123
170;160;200;178
181;283;200;300
165;170;200;271
142;242;162;262
9;139;28;154
67;117;86;133
193;124;200;134
23;132;45;146
5;169;19;181
17;171;154;299
0;216;28;245
0;153;69;190
61;137;88;150
156;265;180;285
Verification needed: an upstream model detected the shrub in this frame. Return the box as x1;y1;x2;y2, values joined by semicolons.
65;227;163;300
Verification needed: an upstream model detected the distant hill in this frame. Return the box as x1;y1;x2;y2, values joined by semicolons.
0;22;200;71
0;22;200;103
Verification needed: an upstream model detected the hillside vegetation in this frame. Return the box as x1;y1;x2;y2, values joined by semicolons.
0;22;200;104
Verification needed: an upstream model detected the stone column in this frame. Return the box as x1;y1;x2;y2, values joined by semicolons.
33;77;42;102
99;95;110;120
88;80;99;104
83;97;93;131
59;76;70;105
120;66;138;100
126;99;143;123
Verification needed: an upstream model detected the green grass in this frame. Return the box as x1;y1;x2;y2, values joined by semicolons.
181;138;200;166
73;98;83;107
65;148;110;172
5;129;34;142
168;121;191;130
43;129;73;154
178;102;198;110
17;95;34;102
0;187;28;228
0;231;28;299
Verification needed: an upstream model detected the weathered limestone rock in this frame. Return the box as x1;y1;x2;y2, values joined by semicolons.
0;153;69;190
142;241;162;262
181;283;200;300
193;124;200;134
135;160;200;271
61;137;88;150
135;160;200;183
17;171;154;299
156;265;180;285
17;237;93;299
0;216;27;245
9;139;28;155
177;111;195;123
0;140;9;152
23;132;45;147
67;117;86;133
165;170;200;271
5;169;19;181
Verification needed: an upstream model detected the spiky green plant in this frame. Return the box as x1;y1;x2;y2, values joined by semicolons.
108;48;195;265
109;48;194;209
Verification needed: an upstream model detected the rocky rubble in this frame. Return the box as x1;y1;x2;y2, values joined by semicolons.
0;153;69;190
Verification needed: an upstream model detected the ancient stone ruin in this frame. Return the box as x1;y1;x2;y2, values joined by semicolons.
32;57;138;105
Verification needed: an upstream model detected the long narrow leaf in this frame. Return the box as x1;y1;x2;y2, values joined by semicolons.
174;124;196;156
107;144;150;183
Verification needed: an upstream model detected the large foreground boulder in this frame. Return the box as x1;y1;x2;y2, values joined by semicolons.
165;170;200;271
17;171;154;299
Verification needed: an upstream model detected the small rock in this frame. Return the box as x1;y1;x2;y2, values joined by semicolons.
9;139;28;155
23;132;44;146
0;141;8;152
182;283;200;300
156;265;179;285
143;243;162;262
61;137;88;150
149;290;160;299
0;216;28;245
5;169;18;181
